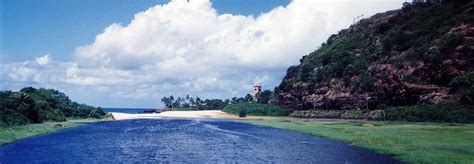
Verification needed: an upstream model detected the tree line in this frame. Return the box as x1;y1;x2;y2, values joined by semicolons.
0;87;106;126
160;89;275;110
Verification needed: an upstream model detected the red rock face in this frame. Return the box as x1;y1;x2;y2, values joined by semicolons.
278;68;462;110
278;53;468;110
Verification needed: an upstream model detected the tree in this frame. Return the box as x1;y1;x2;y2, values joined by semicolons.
195;97;202;105
169;95;175;108
203;99;226;110
161;96;172;108
244;94;253;102
257;90;273;104
450;72;474;105
224;99;230;104
2;87;105;126
231;97;238;104
237;97;246;103
173;97;183;108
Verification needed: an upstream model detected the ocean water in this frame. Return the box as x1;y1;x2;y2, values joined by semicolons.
104;108;155;114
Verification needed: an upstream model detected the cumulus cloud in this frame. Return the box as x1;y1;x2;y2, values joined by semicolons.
2;0;403;107
35;54;51;65
71;0;403;90
2;59;72;83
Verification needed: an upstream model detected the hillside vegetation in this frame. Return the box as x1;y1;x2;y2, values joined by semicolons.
0;87;106;126
277;1;473;118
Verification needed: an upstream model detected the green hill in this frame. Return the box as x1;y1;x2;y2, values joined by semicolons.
276;1;473;115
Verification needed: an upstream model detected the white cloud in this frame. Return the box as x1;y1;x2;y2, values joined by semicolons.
2;59;72;83
35;54;51;65
2;0;403;107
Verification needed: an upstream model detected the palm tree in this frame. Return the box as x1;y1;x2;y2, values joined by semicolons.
15;93;40;123
15;93;31;107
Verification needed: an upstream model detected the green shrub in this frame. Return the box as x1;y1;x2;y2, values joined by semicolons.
239;109;247;117
384;105;474;123
449;72;474;104
445;109;474;123
439;33;464;53
39;109;66;122
0;108;31;126
341;110;369;119
358;72;375;91
222;103;290;116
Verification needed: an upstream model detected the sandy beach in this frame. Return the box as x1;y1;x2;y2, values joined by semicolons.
109;110;238;120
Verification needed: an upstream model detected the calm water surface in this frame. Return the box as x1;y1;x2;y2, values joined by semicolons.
0;119;399;163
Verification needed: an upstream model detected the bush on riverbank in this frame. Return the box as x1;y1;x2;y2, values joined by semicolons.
239;109;247;117
222;103;290;116
290;110;379;119
384;106;474;123
0;87;106;127
289;105;474;123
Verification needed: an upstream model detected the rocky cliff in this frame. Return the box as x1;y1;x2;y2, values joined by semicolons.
277;1;474;110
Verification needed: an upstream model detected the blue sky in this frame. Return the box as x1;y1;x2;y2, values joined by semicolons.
1;0;403;108
1;0;290;63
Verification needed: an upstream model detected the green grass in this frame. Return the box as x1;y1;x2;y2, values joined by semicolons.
0;118;111;145
246;118;474;164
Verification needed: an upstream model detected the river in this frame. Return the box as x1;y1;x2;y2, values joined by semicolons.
0;119;399;163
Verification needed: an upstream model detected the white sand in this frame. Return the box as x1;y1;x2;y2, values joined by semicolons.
109;110;238;120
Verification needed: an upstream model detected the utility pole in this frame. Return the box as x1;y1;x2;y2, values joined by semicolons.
353;14;364;24
366;95;370;110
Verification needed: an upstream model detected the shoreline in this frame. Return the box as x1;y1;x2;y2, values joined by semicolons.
0;118;111;145
109;110;239;120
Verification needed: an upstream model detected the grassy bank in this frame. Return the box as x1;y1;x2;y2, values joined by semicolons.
245;117;474;163
0;118;110;145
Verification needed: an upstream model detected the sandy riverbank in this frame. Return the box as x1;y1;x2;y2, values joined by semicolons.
109;110;238;120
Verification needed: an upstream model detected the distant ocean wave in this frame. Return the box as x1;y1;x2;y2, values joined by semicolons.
104;108;157;114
